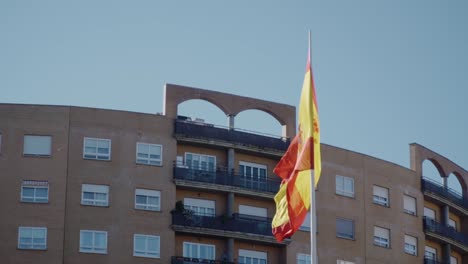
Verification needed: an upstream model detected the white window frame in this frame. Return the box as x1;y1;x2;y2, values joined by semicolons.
425;246;437;261
83;137;111;160
239;161;267;179
21;180;49;203
239;249;267;264
135;189;161;211
184;198;215;216
336;175;354;198
18;227;47;250
79;230;108;254
404;235;417;256
133;234;160;258
374;226;390;248
297;253;311;264
403;195;417;216
136;142;162;166
183;242;215;260
184;152;216;171
336;218;354;240
81;184;109;207
373;185;389;207
23;135;52;157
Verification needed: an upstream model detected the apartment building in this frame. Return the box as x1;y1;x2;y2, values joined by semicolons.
0;84;466;264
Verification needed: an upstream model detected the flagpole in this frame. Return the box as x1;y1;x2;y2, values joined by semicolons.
309;30;318;264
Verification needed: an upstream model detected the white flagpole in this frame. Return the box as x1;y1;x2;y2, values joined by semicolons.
309;30;318;264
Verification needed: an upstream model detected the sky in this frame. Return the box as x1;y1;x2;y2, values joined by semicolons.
1;0;467;186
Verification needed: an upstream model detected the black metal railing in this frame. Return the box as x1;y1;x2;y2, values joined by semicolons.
423;258;445;264
172;211;273;237
421;178;467;208
173;164;281;194
423;217;468;246
174;120;290;151
171;256;234;264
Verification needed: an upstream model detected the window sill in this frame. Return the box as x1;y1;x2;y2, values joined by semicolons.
20;201;49;204
373;243;390;249
80;203;109;208
335;192;355;199
79;250;108;255
372;202;389;208
404;211;417;217
135;208;162;213
133;254;161;259
336;235;355;241
83;157;111;162
23;154;51;158
404;252;417;257
136;162;163;167
17;247;47;251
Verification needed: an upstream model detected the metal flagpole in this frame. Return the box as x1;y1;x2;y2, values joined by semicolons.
308;30;318;264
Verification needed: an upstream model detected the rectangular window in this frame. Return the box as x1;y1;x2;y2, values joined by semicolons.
18;227;47;250
23;135;52;156
425;246;437;261
451;256;458;264
136;142;162;166
183;242;215;260
239;161;267;189
449;218;457;230
337;260;355;264
135;189;160;211
336;218;354;239
403;195;416;216
374;226;390;248
424;207;436;220
80;230;107;254
297;253;311;264
239;205;267;218
21;180;49;203
185;153;216;171
133;234;160;258
373;185;389;207
404;235;417;256
299;212;311;231
239;249;267;264
336;175;354;198
81;184;109;206
83;137;111;160
184;198;215;216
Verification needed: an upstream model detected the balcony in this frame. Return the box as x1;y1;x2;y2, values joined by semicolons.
423;217;468;253
173;164;281;199
171;211;287;245
421;177;468;215
171;256;234;264
174;120;290;156
423;258;446;264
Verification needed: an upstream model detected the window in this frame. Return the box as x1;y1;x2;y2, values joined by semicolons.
23;135;52;156
424;207;436;220
425;246;437;261
183;242;215;260
133;234;160;258
81;184;109;206
79;230;107;254
18;227;47;250
136;143;162;166
374;226;390;248
239;161;267;189
185;153;216;171
297;253;311;264
135;189;160;211
239;205;267;218
300;212;311;231
184;198;215;216
21;180;49;203
403;195;416;216
336;218;354;239
337;260;355;264
404;235;417;256
451;256;458;264
373;185;389;207
239;249;267;264
83;137;111;160
449;218;457;230
336;175;354;198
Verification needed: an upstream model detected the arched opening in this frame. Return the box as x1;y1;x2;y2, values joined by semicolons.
177;99;228;127
422;159;444;186
235;109;284;138
447;173;463;198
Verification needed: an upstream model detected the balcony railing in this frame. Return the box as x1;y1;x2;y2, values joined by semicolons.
423;217;468;247
172;211;273;237
421;177;467;208
174;120;290;152
171;256;234;264
173;164;281;194
423;258;445;264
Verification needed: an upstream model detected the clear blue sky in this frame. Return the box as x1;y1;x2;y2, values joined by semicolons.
2;0;467;179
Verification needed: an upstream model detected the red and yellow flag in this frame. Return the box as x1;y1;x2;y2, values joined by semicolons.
272;49;321;242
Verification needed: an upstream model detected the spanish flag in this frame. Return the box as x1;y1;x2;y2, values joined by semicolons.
272;47;321;242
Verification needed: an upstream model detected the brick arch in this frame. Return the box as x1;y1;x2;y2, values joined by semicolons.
423;158;446;179
448;171;467;196
164;83;296;138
